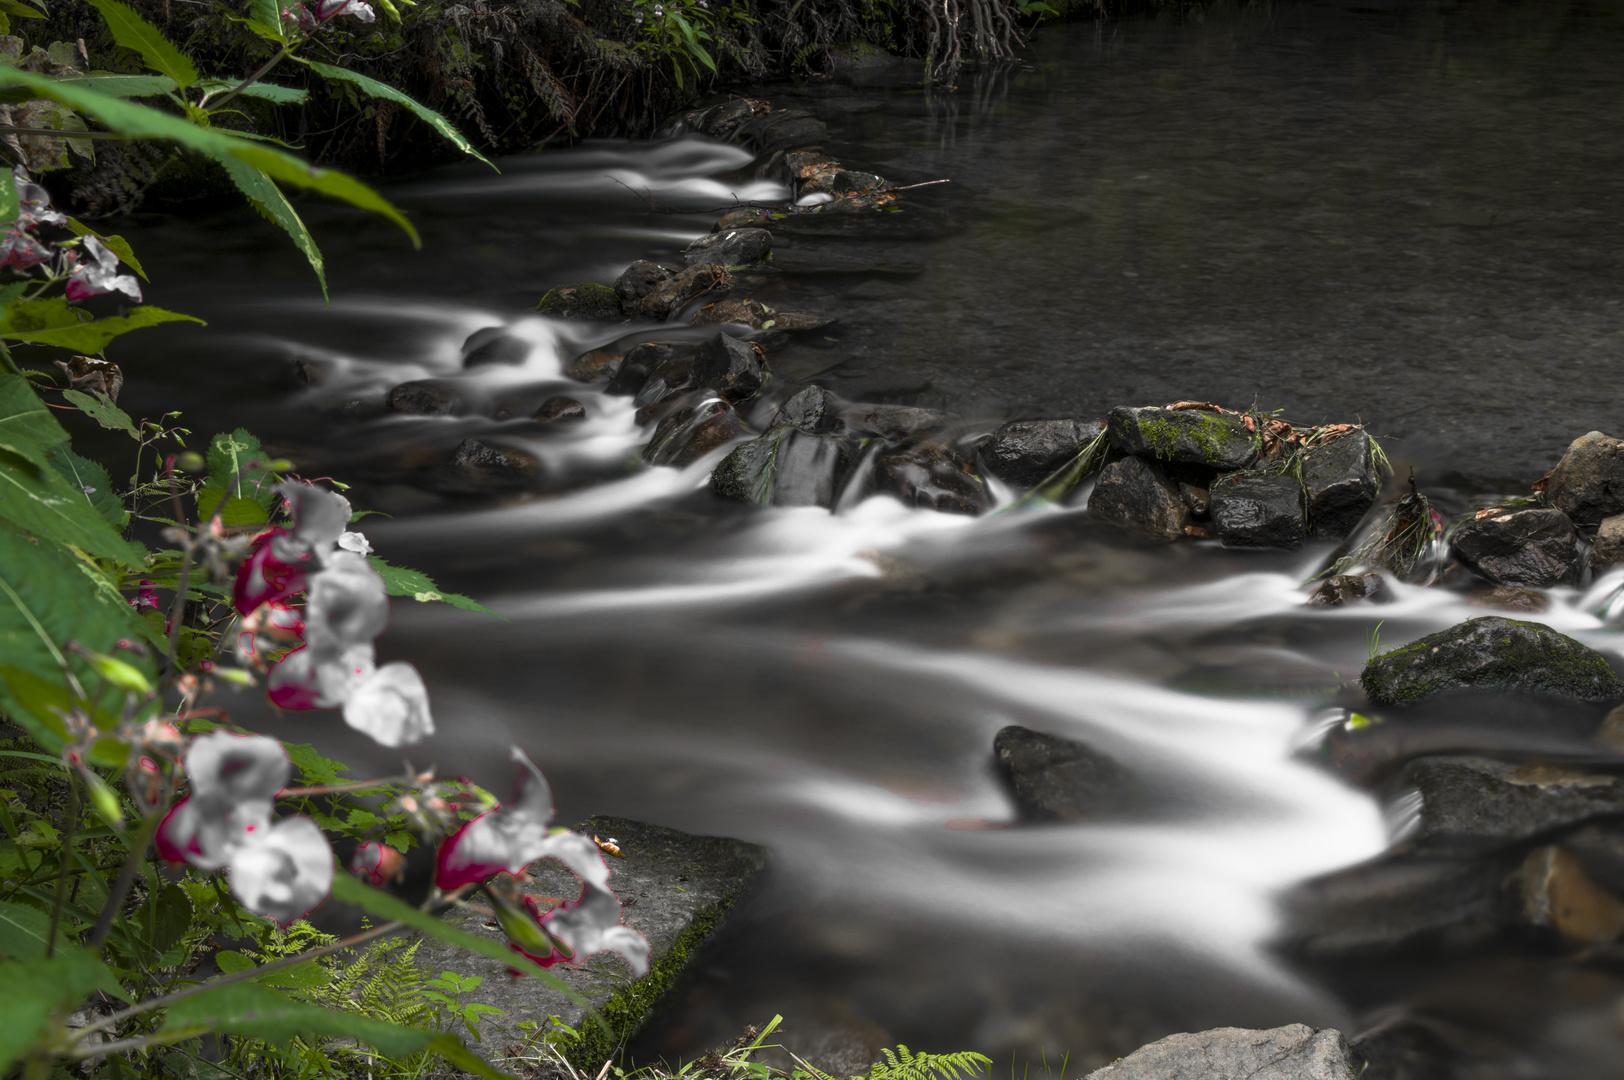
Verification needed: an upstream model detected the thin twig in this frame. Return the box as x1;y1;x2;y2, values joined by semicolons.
89;809;163;949
203;46;291;112
46;775;81;959
0;127;125;139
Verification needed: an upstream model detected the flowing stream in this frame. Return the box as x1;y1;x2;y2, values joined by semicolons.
86;1;1624;1074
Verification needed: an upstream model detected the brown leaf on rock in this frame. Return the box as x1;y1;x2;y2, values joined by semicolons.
55;356;123;402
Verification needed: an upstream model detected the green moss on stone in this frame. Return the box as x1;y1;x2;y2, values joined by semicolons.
1361;616;1623;705
538;282;622;320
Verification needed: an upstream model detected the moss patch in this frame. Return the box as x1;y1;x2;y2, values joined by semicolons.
1361;616;1623;705
538;283;622;321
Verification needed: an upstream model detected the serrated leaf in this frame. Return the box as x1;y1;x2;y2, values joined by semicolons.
283;741;349;787
0;0;45;19
196;490;267;527
0;440;147;565
246;0;285;41
0;68;419;249
62;388;138;439
0;372;68;450
367;555;500;617
146;884;191;955
297;59;496;172
220;158;326;299
3;305;203;352
0;899;50;959
56;72;177;98
46;442;126;530
203;428;280;511
0;515;149;676
64;217;146;280
84;0;200;88
198;77;306;104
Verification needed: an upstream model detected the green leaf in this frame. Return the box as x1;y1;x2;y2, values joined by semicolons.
197;77;307;104
0;949;129;1074
196;491;268;527
203;428;280;511
0;372;68;452
56;72;177;98
0;68;420;248
213;950;255;975
64;218;147;280
0;666;128;766
220;158;326;299
3;306;204;353
368;555;500;618
45;443;127;530
0;0;45;20
0;438;147;565
0;899;50;959
0;169;15;226
62;389;139;440
283;740;349;786
84;0;200;89
297;60;497;172
245;0;285;41
146;884;191;955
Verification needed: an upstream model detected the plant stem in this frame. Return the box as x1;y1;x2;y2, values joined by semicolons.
0;126;125;139
279;778;419;797
162;542;192;682
46;774;82;958
205;47;291;111
89;808;164;949
64;1025;209;1063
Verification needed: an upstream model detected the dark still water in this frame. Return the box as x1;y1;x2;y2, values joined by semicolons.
81;1;1624;1076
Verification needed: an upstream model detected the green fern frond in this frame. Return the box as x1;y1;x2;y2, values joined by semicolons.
859;1045;992;1080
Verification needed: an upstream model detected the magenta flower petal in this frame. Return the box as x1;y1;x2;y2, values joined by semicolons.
65;236;142;302
234;529;308;615
434;747;555;890
508;884;650;976
154;798;204;864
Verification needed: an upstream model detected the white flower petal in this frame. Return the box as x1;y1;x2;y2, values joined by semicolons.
540;884;650;976
228;817;334;925
337;530;373;555
305;551;390;648
342;661;434;746
185;731;290;804
273;482;353;562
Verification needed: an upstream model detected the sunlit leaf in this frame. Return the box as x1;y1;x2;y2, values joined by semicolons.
62;389;139;439
65;217;147;280
85;0;200;88
367;555;500;617
3;306;203;352
198;77;307;105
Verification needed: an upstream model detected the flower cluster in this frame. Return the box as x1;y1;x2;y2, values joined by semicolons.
0;167;142;301
156;731;332;924
236;482;434;748
284;0;374;29
436;748;650;976
0;167;64;270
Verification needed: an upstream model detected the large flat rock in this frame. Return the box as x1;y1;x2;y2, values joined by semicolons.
410;815;766;1065
1085;1024;1357;1080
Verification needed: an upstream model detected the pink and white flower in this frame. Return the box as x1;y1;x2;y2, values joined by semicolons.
351;841;405;886
65;235;142;303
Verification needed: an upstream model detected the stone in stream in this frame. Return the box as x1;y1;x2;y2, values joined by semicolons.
736;107;829;153
1088;456;1191;541
690;297;832;334
682;97;757;138
564;347;622;383
1308;573;1385;607
842;404;953;441
605;341;696;399
713;206;781;231
1398;755;1624;851
1546;430;1624;524
872;442;991;516
622;334;765;409
410;815;765;1066
993;725;1137;823
981;419;1094;489
771;385;842;433
1470;585;1551;613
634;263;729;321
1360;616;1621;705
461;326;530;368
683;228;772;268
1084;1024;1358;1080
431;438;542;493
614;260;676;309
1210;469;1308;549
1590;514;1624;576
533;396;586;422
1106;405;1259;470
537;282;622;321
386;380;464;416
710;426;861;509
1509;843;1624;945
1301;431;1384;538
643;396;752;467
690;332;767;403
1178;482;1210;519
1449;507;1582;587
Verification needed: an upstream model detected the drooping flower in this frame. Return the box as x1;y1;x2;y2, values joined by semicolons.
13;168;64;229
351;841;405;886
315;0;375;21
130;580;159;611
343;662;433;747
65;235;142;303
490;878;650;976
228;817;334;925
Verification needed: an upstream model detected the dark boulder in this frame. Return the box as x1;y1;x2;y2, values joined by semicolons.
1084;1025;1358;1080
1508;843;1624;945
1399;756;1624;851
537;282;621;321
711;427;860;509
614;260;675;308
683;228;771;268
690;297;831;334
1547;431;1624;524
292;356;327;387
1210;469;1308;549
563;347;621;383
1591;514;1624;576
872;442;990;516
993;725;1137;823
1302;431;1384;538
981;419;1093;489
1449;507;1582;587
686;98;757;137
772;385;842;434
832;170;886;195
1470;585;1551;613
433;438;541;493
1088;456;1190;541
461;326;529;368
1107;406;1258;470
842;404;953;441
1178;482;1210;519
1361;616;1621;705
643;396;751;468
1308;573;1385;607
690;332;766;403
386;380;463;416
634;263;728;321
533;396;586;422
736;108;829;153
713;207;781;231
605;341;696;399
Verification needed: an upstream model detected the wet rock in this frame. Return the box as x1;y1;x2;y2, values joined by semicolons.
832;170;886;195
411;815;765;1066
386;380;463;416
783;150;833;186
1178;482;1210;519
683;228;771;268
711;427;860;509
1210;470;1308;549
981;419;1092;489
993;725;1137;823
533;396;586;422
292;356;327;387
736;107;829;153
1361;616;1621;705
614;260;676;308
771;385;842;433
690;297;832;334
564;347;622;383
643;396;751;468
1561;821;1624;898
1309;573;1385;607
460;326;529;368
1470;585;1551;613
537;282;622;321
713;207;781;231
1348;1016;1458;1080
1087;456;1191;541
842;404;952;440
690;332;766;403
1084;1024;1357;1080
1302;431;1384;538
1546;431;1624;524
1510;844;1624;944
872;442;990;516
1107;406;1259;470
683;97;758;138
605;342;695;399
1591;514;1624;576
1400;756;1624;851
635;263;728;321
435;438;541;493
1450;507;1582;587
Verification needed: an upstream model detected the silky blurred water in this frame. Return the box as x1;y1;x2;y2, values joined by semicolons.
73;1;1624;1074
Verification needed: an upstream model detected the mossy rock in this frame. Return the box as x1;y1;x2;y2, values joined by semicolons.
409;815;765;1066
1107;406;1259;470
537;282;622;321
1360;616;1622;706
